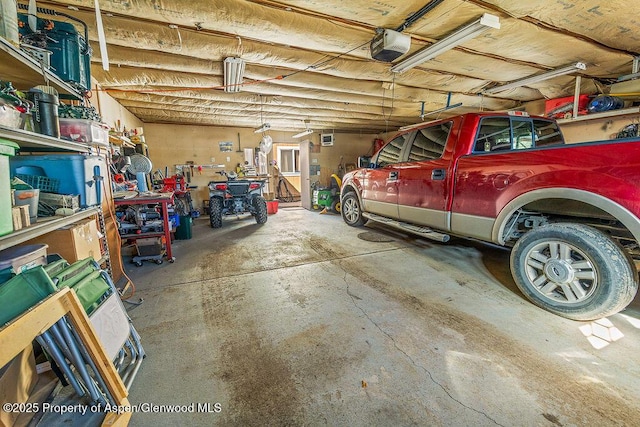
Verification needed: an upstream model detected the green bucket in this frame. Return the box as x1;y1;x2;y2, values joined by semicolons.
175;215;192;240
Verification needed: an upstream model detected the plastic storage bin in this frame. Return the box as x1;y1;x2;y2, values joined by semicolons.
0;138;19;237
175;215;192;240
48;258;110;314
0;266;57;325
0;244;48;282
0;104;22;129
10;154;105;207
59;118;109;145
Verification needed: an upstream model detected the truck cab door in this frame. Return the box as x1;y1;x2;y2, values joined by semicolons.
360;133;412;219
396;121;454;230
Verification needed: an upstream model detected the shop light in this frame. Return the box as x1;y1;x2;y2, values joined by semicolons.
482;62;587;94
223;57;245;93
254;123;271;133
390;13;500;74
293;128;314;139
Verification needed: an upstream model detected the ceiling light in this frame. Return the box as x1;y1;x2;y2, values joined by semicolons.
293;128;314;139
391;13;500;74
224;57;245;93
482;62;587;94
254;123;271;133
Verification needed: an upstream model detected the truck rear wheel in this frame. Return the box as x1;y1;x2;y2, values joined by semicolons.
510;223;638;321
209;197;223;228
341;192;366;227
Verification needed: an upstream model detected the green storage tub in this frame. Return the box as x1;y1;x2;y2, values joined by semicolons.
0;138;19;237
175;215;192;240
49;257;109;314
0;266;57;325
65;270;110;314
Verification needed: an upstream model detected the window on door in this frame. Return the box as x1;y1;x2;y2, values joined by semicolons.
278;146;300;175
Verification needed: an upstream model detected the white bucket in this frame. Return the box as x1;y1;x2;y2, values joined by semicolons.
14;189;39;223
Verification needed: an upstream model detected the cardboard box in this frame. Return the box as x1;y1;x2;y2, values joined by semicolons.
25;217;102;263
0;345;38;427
11;206;30;231
135;237;163;256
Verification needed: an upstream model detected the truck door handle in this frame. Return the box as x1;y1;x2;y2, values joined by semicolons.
432;169;446;180
388;171;398;181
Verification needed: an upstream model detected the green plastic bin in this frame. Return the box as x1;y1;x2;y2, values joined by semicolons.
0;138;19;237
65;270;110;314
175;215;192;240
0;266;57;324
49;257;109;314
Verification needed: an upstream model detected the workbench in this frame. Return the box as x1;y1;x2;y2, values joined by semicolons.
113;192;176;262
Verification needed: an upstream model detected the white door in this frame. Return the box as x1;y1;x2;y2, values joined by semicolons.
299;140;311;210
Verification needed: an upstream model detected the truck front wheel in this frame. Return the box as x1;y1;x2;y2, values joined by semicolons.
510;223;638;321
341;192;366;227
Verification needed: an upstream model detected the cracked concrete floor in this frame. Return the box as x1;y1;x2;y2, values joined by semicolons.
122;207;640;426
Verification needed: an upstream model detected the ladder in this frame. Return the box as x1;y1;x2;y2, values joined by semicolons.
96;207;112;280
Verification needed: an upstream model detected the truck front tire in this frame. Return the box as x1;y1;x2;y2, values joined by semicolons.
341;192;366;227
510;223;638;321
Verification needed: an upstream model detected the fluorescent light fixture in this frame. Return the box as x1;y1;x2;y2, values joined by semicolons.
482;62;587;94
293;128;314;139
254;123;271;133
391;13;500;73
224;57;245;93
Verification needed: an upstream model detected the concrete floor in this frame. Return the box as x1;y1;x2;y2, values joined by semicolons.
121;207;640;426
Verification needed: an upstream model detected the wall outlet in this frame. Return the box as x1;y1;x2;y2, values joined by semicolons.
210;157;215;162
226;156;230;162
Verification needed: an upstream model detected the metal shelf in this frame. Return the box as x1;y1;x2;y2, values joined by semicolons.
0;126;91;153
0;38;83;98
0;207;100;251
557;107;640;123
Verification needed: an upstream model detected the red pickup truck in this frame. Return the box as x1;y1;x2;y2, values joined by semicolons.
340;111;640;320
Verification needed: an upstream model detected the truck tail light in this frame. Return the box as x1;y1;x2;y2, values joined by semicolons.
249;183;261;190
215;184;227;191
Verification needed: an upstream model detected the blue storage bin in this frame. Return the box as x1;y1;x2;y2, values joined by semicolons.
10;155;105;208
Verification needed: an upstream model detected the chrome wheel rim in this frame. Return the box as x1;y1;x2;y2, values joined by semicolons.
523;240;597;304
342;197;359;223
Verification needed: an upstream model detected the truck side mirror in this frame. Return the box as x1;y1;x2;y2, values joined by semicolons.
358;156;371;168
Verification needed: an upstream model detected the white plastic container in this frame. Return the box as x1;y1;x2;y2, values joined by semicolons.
0;244;48;275
0;0;18;45
59;118;110;146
